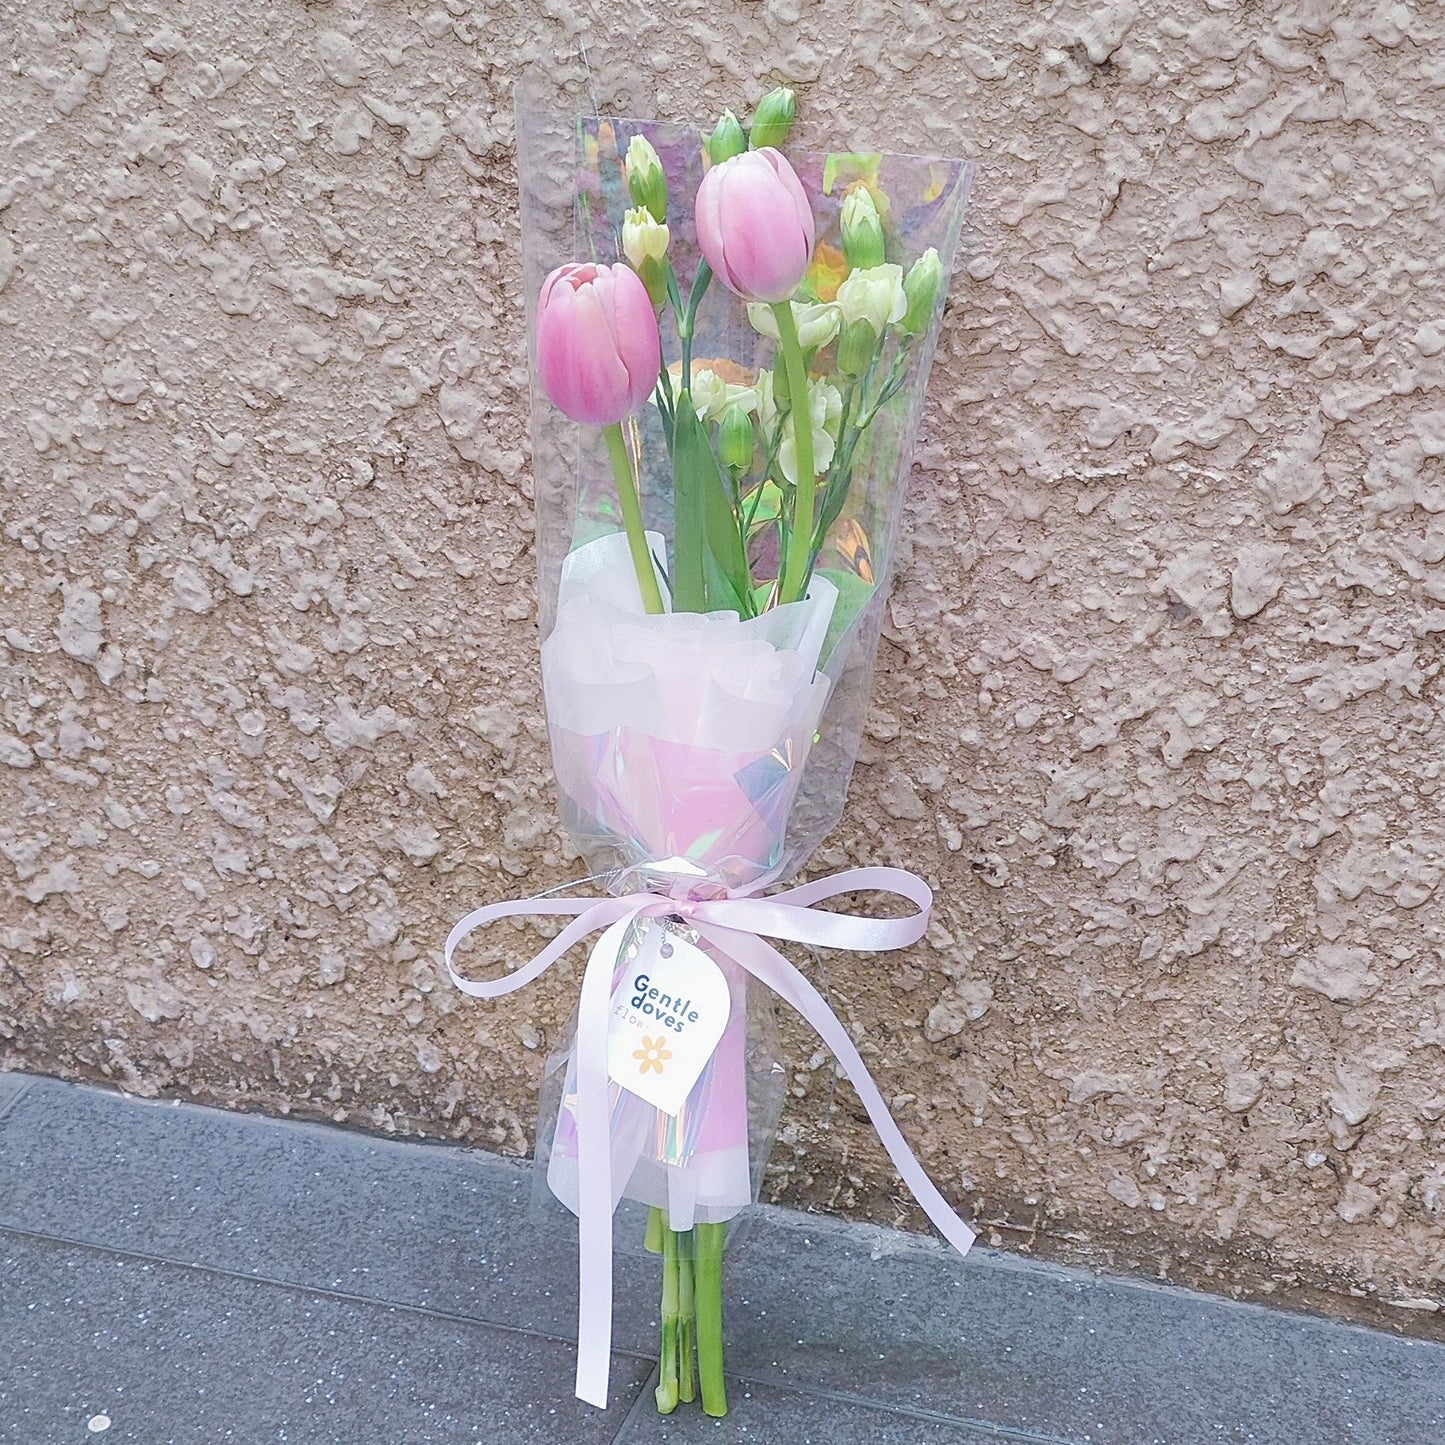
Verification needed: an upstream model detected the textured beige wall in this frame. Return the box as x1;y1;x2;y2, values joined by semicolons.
2;0;1443;1329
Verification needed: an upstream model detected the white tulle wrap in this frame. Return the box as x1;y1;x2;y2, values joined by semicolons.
541;531;837;896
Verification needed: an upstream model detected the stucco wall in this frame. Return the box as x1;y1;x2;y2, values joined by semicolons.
2;0;1442;1328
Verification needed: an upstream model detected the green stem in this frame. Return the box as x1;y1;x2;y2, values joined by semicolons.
855;345;912;431
656;1224;680;1414
694;1221;728;1417
741;480;769;538
678;1231;697;1404
772;302;816;606
677;263;712;397
644;1206;665;1255
603;422;665;615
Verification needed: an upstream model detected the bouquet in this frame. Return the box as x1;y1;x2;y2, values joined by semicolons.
446;77;977;1417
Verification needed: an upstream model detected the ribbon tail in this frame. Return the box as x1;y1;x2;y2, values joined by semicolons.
699;923;977;1261
572;913;636;1407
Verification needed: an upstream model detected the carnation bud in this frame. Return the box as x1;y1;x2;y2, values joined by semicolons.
836;318;877;379
901;247;944;336
622;208;669;265
622;207;670;307
706;110;747;166
748;87;797;151
840;189;886;271
625;135;668;223
769;361;789;406
718;405;755;472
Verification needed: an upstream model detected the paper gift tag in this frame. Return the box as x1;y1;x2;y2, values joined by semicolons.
606;920;730;1116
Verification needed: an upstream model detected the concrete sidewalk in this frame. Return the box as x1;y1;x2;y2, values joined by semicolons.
1;1069;1440;1444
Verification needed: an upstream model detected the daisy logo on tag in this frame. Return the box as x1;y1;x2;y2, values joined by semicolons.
633;1036;673;1075
606;921;730;1116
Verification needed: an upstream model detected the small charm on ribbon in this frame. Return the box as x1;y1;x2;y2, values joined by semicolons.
605;919;730;1116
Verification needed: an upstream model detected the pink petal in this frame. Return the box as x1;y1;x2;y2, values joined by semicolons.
695;163;736;291
536;274;631;425
760;148;815;257
694;151;814;303
569;285;631;423
722;165;806;302
607;264;662;410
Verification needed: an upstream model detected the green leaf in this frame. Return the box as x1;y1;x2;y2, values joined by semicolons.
817;567;875;667
702;548;747;617
673;393;753;615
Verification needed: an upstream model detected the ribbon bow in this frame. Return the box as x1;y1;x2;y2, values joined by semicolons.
444;866;976;1407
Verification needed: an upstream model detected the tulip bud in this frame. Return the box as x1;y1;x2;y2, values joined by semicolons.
718;405;755;472
695;148;815;304
749;87;797;151
625;135;668;222
901;247;944;336
535;262;662;426
836;318;877;379
706;110;747;166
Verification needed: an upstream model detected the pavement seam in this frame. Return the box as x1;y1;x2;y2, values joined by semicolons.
605;1364;661;1444
0;1222;1074;1440
756;1209;1445;1349
0;1221;655;1364
717;1372;1085;1445
0;1075;35;1123
14;1077;1443;1346
599;1361;1081;1445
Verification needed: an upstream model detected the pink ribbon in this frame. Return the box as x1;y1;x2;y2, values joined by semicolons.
443;866;977;1408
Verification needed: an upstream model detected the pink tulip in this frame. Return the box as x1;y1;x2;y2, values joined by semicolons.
535;262;662;426
695;147;815;304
